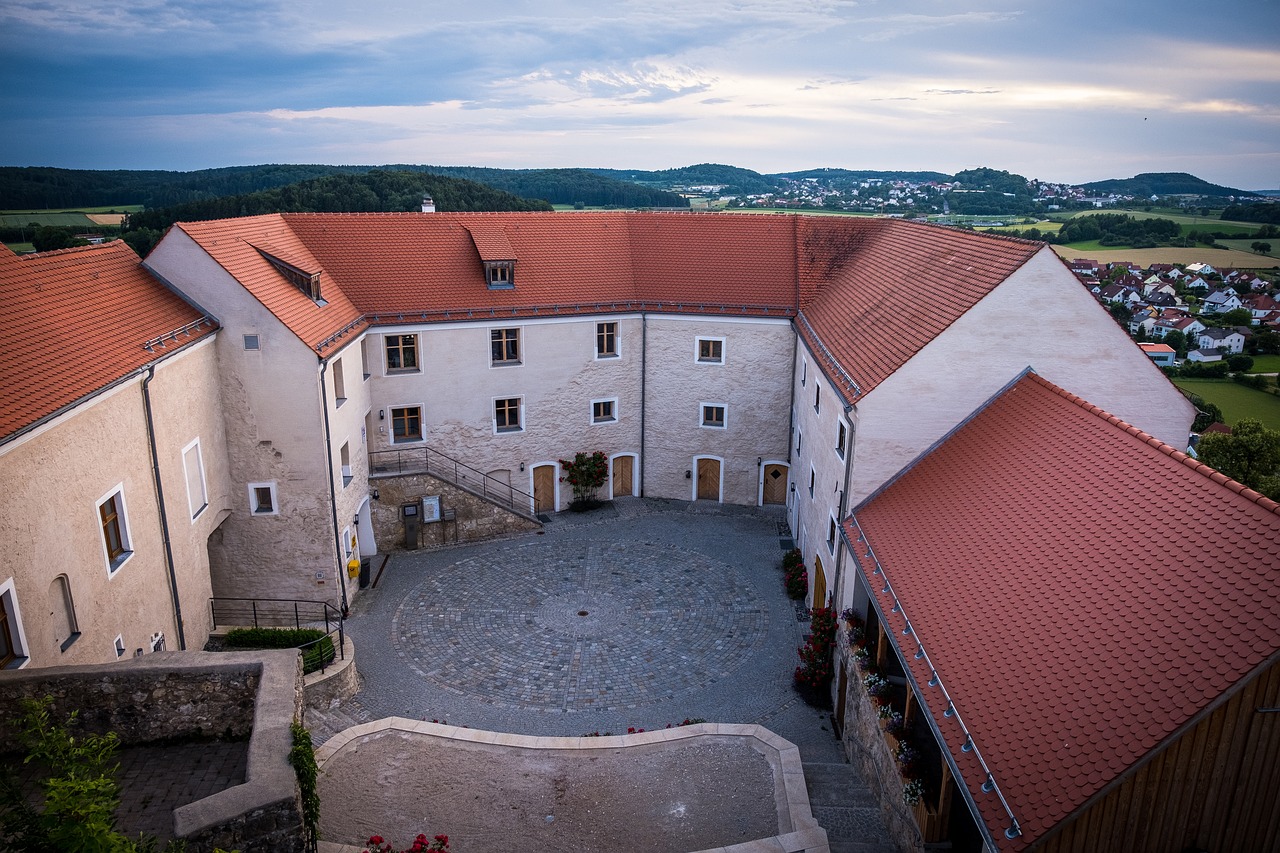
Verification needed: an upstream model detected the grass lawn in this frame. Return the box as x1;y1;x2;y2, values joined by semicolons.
4;242;35;253
1246;354;1280;373
1172;378;1280;431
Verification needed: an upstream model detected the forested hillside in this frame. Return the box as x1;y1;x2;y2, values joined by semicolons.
1080;172;1249;198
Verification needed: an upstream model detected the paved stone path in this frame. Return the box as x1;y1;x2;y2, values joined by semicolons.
314;497;895;852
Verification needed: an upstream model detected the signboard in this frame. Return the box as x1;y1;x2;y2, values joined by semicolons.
422;495;441;523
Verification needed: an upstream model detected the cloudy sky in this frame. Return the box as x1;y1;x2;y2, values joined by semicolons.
1;0;1277;188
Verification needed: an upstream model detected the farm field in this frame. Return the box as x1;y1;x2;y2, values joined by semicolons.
1173;378;1280;431
1051;244;1278;269
1246;355;1280;373
0;205;140;228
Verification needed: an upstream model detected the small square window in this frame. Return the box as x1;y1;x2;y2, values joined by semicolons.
701;404;726;429
491;328;521;366
391;406;423;443
596;322;619;358
697;337;724;364
386;334;419;372
495;398;522;433
249;482;278;516
836;422;848;460
243;334;260;351
592;399;617;424
486;261;514;289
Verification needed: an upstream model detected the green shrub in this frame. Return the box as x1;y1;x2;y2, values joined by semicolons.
222;627;336;674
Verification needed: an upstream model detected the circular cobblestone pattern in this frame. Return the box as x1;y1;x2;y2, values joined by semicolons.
392;539;769;713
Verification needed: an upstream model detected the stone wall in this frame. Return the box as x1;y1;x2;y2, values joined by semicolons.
833;639;923;853
370;471;541;551
0;650;308;853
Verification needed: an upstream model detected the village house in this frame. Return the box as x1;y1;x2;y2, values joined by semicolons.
1198;326;1248;354
1137;342;1176;366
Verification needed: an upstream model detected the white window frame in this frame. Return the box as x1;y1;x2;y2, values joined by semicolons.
0;577;30;669
595;322;621;360
385;333;421;374
800;358;807;386
360;337;371;380
814;382;821;414
340;441;353;488
332;357;347;407
695;336;725;365
700;401;727;430
591;397;618;425
809;466;816;499
182;438;208;521
796;429;802;456
493;396;524;434
389;404;425;445
490;327;523;367
114;633;126;658
835;420;849;462
97;484;134;577
248;481;279;517
828;515;838;555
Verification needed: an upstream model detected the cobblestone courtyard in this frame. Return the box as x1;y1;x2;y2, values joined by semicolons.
315;497;895;852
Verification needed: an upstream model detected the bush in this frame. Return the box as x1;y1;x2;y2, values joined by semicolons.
222;627;336;674
558;451;608;506
1228;354;1255;373
1233;372;1269;391
794;606;838;703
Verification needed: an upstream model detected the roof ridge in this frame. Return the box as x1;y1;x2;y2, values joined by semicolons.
1024;372;1280;515
18;239;127;260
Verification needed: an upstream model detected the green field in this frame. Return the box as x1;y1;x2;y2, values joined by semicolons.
1172;378;1280;430
1246;354;1280;373
1;212;98;227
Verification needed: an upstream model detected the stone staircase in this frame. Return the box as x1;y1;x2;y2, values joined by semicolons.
305;702;372;747
804;760;901;853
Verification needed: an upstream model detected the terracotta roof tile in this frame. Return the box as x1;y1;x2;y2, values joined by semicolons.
175;215;365;352
798;219;1041;399
0;241;215;441
845;372;1280;849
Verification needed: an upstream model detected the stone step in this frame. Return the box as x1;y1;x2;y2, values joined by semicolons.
804;761;897;853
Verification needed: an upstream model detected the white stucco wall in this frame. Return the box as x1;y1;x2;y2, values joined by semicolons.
849;247;1197;506
147;232;348;606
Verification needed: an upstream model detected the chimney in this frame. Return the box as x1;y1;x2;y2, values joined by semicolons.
421;196;436;213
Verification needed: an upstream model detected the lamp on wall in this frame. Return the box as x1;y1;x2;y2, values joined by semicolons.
685;470;691;479
519;462;525;472
372;489;380;500
379;409;385;420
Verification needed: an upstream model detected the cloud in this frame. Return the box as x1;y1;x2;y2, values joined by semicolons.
851;10;1022;42
923;89;1000;96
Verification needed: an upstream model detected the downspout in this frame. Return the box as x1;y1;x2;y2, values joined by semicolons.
141;365;187;651
639;312;648;496
318;358;350;615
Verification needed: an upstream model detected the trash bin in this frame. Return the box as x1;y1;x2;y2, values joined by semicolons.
359;557;371;589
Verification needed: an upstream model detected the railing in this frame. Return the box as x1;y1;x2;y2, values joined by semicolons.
368;445;536;516
209;598;345;674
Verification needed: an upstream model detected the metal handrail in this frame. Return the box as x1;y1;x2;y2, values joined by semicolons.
368;445;536;516
209;597;345;674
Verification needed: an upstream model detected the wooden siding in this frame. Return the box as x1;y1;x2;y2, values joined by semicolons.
1033;658;1280;853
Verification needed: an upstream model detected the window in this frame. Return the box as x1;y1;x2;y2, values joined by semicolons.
796;430;803;455
828;516;838;554
243;334;260;351
332;358;346;406
0;579;28;668
696;337;724;364
809;467;815;498
385;334;419;372
182;439;207;520
97;487;132;574
494;397;522;433
592;398;617;424
485;261;514;289
701;403;726;429
596;322;619;358
801;358;807;386
491;328;521;365
836;422;848;460
360;338;371;380
114;634;126;658
814;384;821;414
248;482;278;516
391;406;423;443
50;575;79;652
340;442;352;487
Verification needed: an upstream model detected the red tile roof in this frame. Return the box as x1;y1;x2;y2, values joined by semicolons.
0;241;216;441
797;219;1041;397
845;372;1280;849
174;212;1042;386
174;216;366;353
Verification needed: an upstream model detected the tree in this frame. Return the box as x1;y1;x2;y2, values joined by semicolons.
1163;329;1188;358
1227;354;1254;372
1219;308;1254;328
1197;418;1280;499
31;226;87;253
1251;241;1273;255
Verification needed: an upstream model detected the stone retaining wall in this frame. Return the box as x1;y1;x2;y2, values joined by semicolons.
370;471;540;551
833;639;922;853
0;650;308;853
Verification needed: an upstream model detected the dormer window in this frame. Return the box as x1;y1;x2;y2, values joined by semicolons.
485;261;515;290
253;245;325;304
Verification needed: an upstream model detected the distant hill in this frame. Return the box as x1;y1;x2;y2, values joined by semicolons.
0;163;685;211
771;168;950;185
588;164;780;195
1079;172;1252;198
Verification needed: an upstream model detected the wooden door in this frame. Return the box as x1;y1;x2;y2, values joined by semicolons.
612;455;633;497
762;464;787;505
533;464;556;513
696;458;720;501
813;553;827;609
